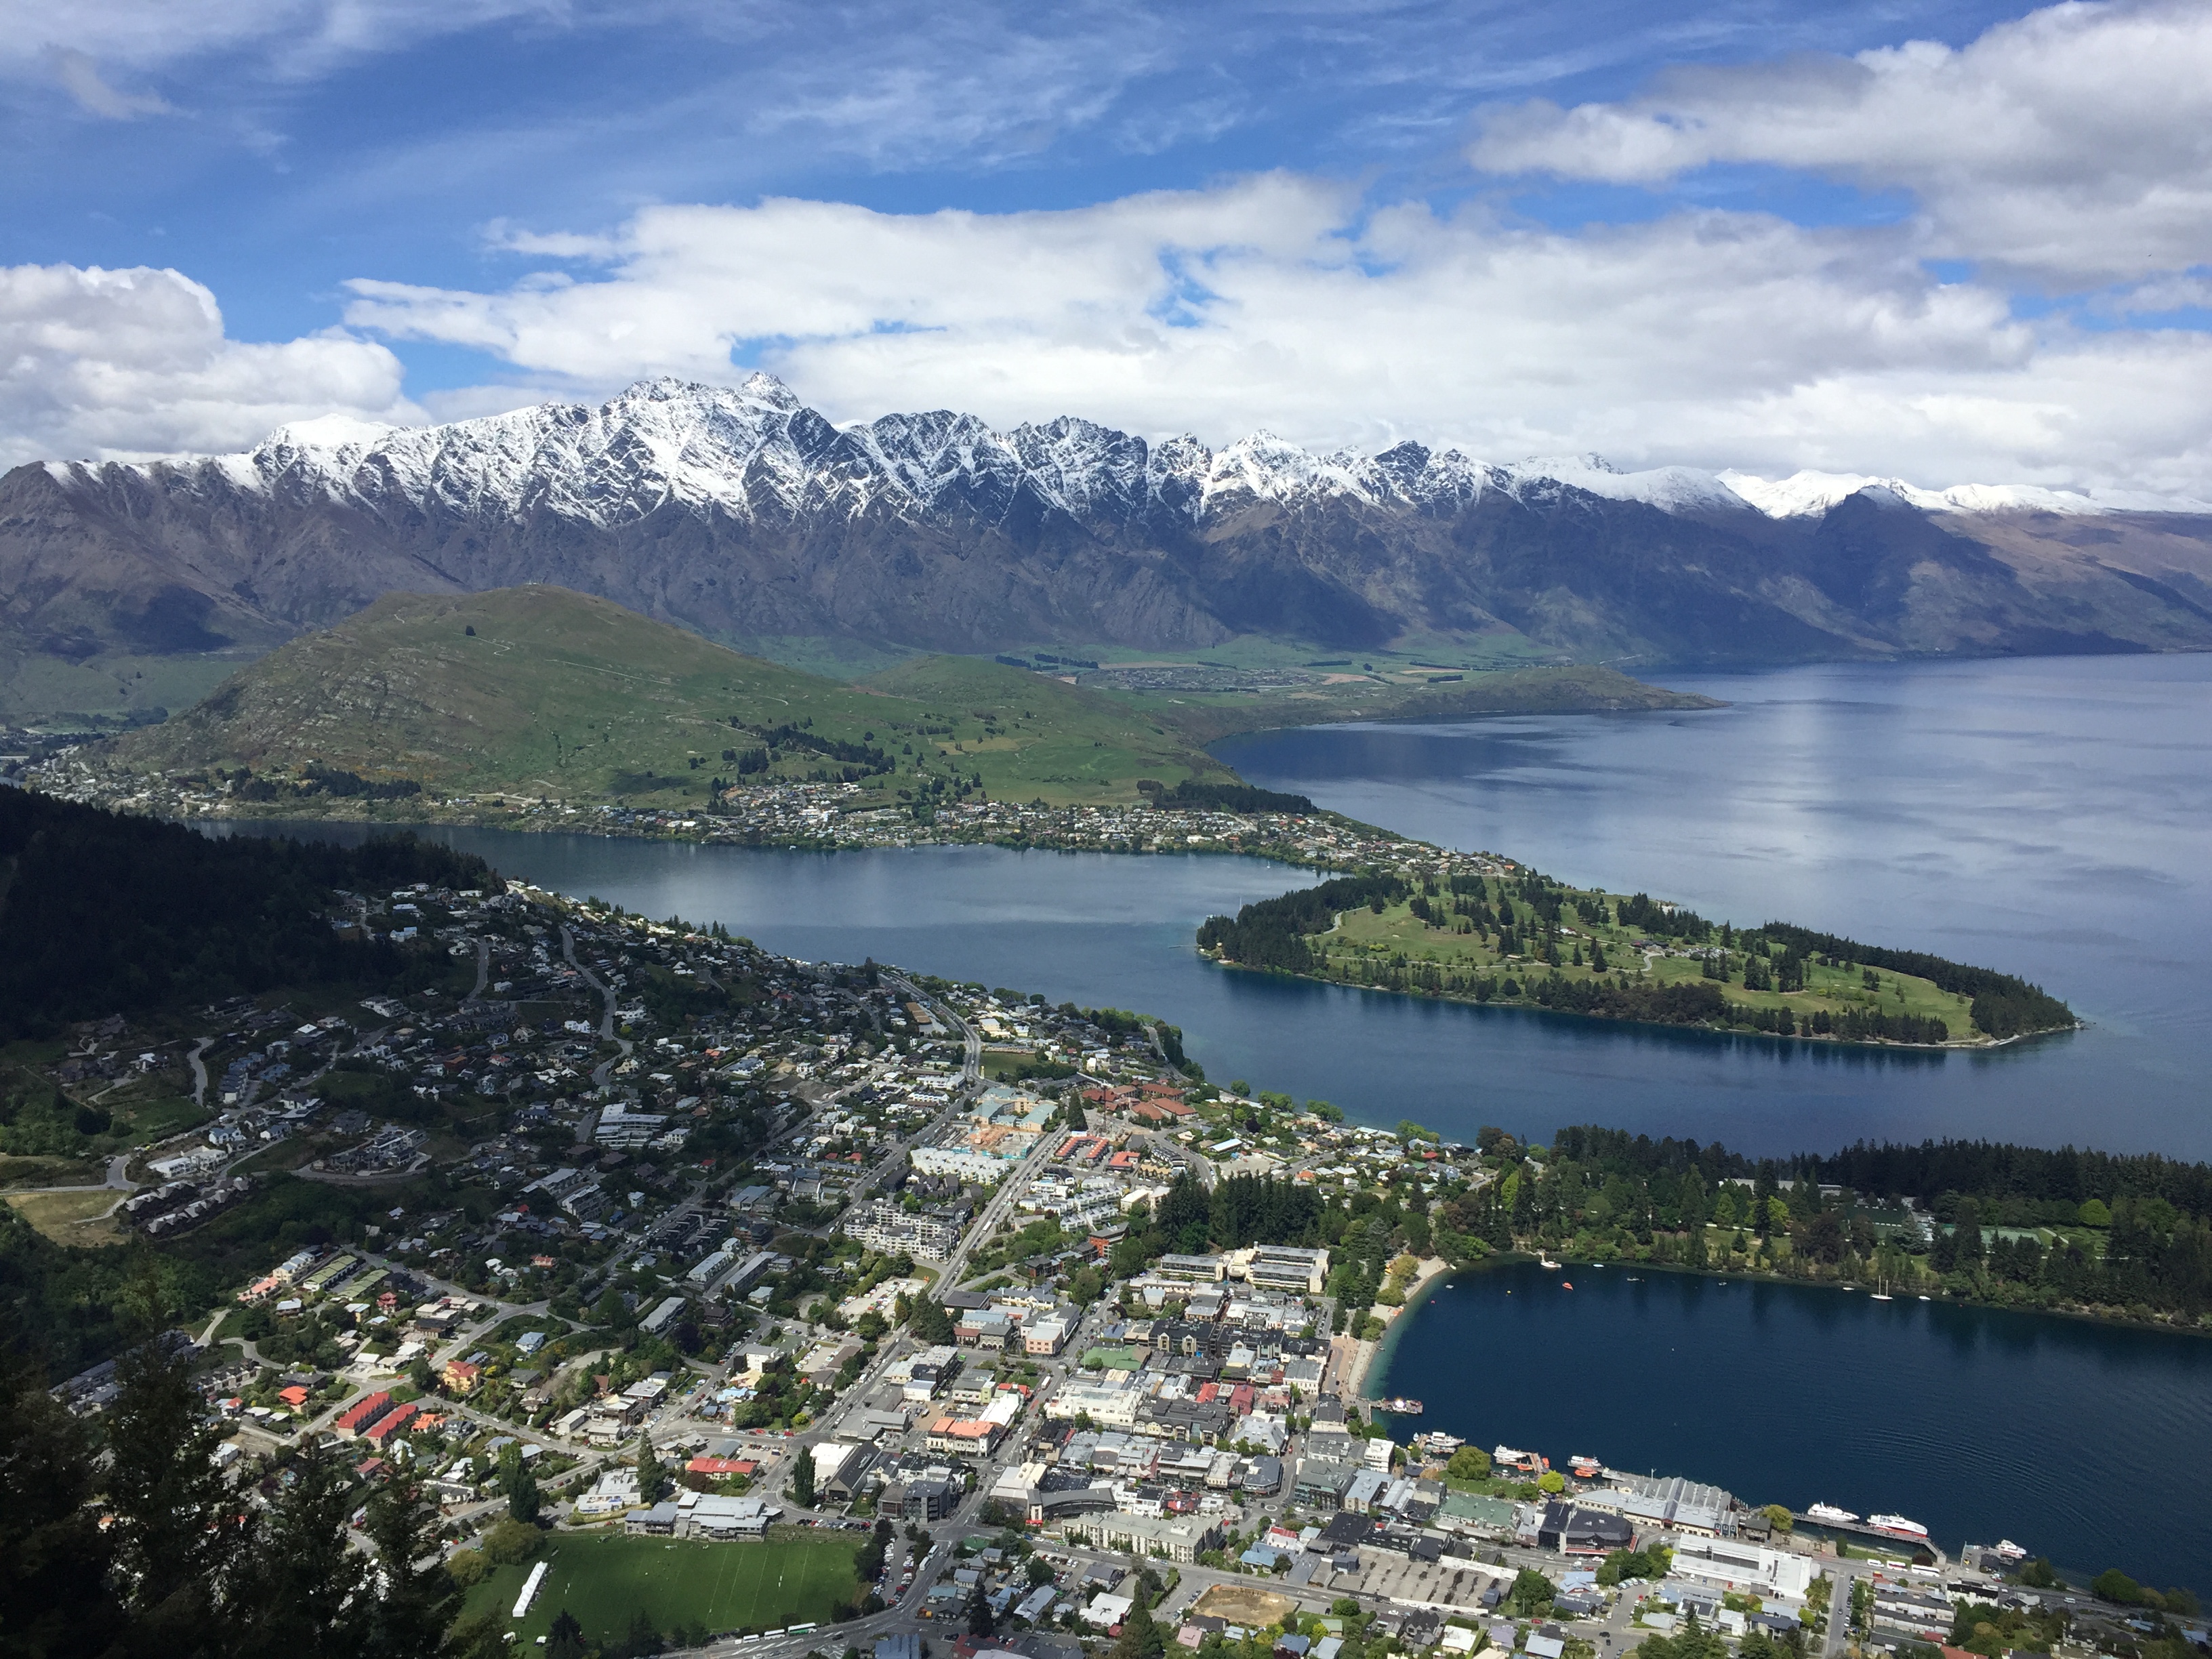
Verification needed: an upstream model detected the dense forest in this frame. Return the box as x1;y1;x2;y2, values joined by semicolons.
1145;779;1318;814
1414;1127;2212;1324
0;790;495;1036
1196;866;2074;1045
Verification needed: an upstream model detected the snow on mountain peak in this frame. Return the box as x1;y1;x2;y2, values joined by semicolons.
1713;468;2212;518
1504;454;1750;514
91;377;2204;535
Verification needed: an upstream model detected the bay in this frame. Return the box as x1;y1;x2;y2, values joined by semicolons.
1370;1259;2212;1593
220;655;2212;1160
1213;653;2212;1160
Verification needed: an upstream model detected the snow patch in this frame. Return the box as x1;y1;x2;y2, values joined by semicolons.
1717;469;2205;518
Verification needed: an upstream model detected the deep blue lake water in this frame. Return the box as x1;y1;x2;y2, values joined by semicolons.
1371;1259;2212;1593
234;653;2212;1162
211;651;2212;1593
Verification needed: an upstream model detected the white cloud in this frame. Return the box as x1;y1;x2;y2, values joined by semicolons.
1467;0;2212;287
0;263;417;466
45;45;171;117
337;180;2212;499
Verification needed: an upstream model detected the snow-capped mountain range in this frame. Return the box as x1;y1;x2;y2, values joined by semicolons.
47;373;2179;531
7;374;2212;674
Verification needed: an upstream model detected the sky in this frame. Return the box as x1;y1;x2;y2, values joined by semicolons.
3;0;2211;497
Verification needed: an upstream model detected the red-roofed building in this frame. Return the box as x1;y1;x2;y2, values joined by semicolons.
442;1359;482;1395
335;1390;392;1435
686;1456;758;1477
361;1401;419;1444
277;1385;310;1409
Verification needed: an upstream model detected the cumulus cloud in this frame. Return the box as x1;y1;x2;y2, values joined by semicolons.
1467;0;2212;287
0;263;418;466
337;179;2212;498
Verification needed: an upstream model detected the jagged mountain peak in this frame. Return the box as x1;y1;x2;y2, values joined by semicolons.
49;375;2198;535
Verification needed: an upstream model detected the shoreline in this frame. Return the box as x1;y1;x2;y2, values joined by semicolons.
1199;951;2081;1053
1412;1250;2212;1343
1343;1254;1455;1406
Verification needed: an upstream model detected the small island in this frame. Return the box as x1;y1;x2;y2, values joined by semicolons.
1198;866;2078;1047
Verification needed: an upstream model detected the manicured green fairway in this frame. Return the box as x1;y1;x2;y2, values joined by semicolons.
464;1530;863;1647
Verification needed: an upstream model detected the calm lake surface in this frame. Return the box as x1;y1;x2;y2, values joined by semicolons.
1371;1259;2212;1593
211;652;2212;1590
236;653;2212;1161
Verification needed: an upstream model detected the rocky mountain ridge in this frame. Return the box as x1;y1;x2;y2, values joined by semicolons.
7;375;2212;702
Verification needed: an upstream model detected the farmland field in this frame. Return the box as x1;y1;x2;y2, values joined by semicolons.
462;1530;864;1647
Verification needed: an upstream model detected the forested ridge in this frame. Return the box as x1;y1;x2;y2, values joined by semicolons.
0;790;495;1037
1197;866;2075;1045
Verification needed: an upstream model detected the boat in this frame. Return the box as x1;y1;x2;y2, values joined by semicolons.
1374;1397;1425;1415
1869;1291;1893;1301
1539;1256;1561;1269
1493;1445;1547;1477
1806;1504;1860;1525
1561;1282;1574;1290
1569;1456;1603;1480
1993;1540;2028;1561
1868;1513;1930;1540
1919;1294;1932;1302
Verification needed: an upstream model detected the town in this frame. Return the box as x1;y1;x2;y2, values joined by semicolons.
22;866;2196;1659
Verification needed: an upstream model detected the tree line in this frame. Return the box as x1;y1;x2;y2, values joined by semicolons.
1198;865;2075;1043
1427;1126;2212;1321
1759;922;2072;1038
2;1331;477;1659
0;791;493;1038
1144;780;1318;815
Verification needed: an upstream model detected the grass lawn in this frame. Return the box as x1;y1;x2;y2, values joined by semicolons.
7;1187;125;1246
1324;894;1980;1036
462;1530;864;1647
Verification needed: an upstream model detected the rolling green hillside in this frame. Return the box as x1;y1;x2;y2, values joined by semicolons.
99;586;1236;810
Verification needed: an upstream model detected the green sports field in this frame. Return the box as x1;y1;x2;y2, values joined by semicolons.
463;1530;865;1647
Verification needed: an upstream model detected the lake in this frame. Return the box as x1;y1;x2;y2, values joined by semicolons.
1370;1258;2212;1593
225;652;2212;1161
203;649;2212;1593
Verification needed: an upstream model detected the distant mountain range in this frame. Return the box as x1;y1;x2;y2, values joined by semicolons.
8;375;2212;707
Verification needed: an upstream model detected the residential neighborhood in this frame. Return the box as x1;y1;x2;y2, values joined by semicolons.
37;876;2195;1659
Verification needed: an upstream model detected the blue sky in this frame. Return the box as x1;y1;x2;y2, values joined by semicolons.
4;0;2209;496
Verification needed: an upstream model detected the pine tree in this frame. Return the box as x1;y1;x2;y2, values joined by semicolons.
790;1444;816;1509
224;1443;377;1659
546;1611;590;1659
0;1361;121;1658
637;1437;671;1505
364;1475;465;1659
508;1463;542;1524
102;1334;243;1657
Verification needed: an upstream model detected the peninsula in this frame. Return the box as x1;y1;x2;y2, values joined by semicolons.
1197;869;2078;1047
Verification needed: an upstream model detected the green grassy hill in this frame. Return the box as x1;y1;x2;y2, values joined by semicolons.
102;586;1235;810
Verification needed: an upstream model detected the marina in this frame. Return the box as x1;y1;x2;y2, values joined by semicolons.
1372;1258;2212;1590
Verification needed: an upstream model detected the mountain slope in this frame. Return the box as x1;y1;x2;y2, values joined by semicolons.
7;375;2212;720
98;585;1237;808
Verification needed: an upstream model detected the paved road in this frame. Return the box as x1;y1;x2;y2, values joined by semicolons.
1824;1558;1860;1657
187;1036;214;1107
472;937;491;999
563;925;635;1083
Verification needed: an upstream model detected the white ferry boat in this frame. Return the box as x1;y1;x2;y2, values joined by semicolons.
1806;1504;1860;1524
1868;1513;1930;1540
